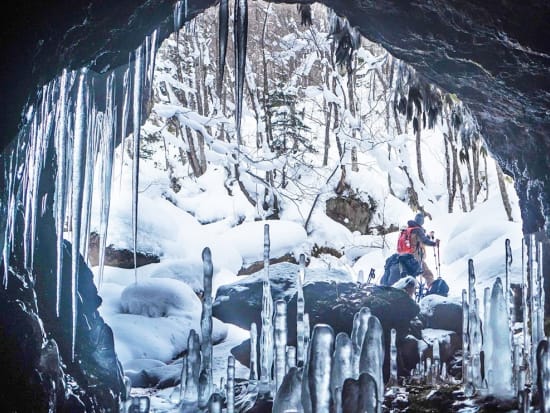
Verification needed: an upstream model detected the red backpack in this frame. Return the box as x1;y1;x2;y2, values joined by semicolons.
397;227;416;254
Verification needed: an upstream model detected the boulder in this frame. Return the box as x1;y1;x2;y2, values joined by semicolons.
325;195;376;235
87;231;160;269
213;262;355;338
419;294;463;335
219;266;421;382
421;328;462;364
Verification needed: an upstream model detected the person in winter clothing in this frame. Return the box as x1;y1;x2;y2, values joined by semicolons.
404;213;439;289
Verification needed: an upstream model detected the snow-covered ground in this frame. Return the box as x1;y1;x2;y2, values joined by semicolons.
86;4;525;410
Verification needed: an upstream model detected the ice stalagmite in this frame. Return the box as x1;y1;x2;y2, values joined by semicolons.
97;72;116;289
505;238;512;303
69;68;90;361
488;277;513;396
233;0;248;144
132;44;144;284
260;224;274;394
351;307;371;378
528;236;540;382
359;372;379;413
433;338;442;384
330;332;353;410
250;322;258;381
226;356;235;413
287;346;296;372
274;299;288;394
359;315;384;412
217;0;229;94
302;324;334;413
54;69;72;314
537;339;550;413
207;393;223;413
199;247;214;407
272;367;303;413
389;328;398;386
469;298;483;389
183;329;201;403
532;238;546;363
357;270;364;284
461;288;474;396
483;286;492;385
303;313;310;364
297;253;306;366
341;372;378;413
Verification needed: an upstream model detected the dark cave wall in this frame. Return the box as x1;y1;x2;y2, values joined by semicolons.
1;0;549;235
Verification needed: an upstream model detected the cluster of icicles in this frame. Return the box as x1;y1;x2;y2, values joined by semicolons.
1;28;158;363
461;235;550;412
157;224;387;413
0;0;248;366
3;0;550;411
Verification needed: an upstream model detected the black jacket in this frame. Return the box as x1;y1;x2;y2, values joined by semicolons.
406;220;437;247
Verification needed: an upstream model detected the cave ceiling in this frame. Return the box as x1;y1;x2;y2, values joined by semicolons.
1;0;549;233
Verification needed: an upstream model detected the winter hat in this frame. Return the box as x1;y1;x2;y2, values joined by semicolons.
414;213;425;226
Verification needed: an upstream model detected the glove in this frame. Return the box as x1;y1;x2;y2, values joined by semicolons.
435;239;440;247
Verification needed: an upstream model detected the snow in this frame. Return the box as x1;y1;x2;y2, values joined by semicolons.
218;219;309;264
83;3;526;409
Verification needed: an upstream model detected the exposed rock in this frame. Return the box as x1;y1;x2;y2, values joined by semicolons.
237;253;298;276
219;268;420;381
421;328;462;365
419;294;463;335
87;231;160;268
326;195;376;235
213;262;354;336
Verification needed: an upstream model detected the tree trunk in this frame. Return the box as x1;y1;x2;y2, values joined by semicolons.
464;148;475;211
484;152;489;201
454;153;468;212
444;133;453;213
472;140;482;201
400;165;420;211
415;120;425;184
496;162;514;221
351;146;358;172
323;99;332;167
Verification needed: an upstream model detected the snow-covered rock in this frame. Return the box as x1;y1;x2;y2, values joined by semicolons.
103;278;228;365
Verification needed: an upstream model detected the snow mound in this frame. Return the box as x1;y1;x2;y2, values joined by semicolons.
120;278;201;318
219;220;308;263
148;259;205;294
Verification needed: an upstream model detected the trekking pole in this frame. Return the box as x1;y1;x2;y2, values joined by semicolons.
417;275;424;303
430;231;442;279
436;244;442;278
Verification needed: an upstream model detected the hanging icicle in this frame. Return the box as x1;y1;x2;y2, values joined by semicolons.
70;67;90;362
259;223;274;395
233;0;248;145
97;72;117;289
218;0;229;95
119;65;131;190
132;44;144;284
